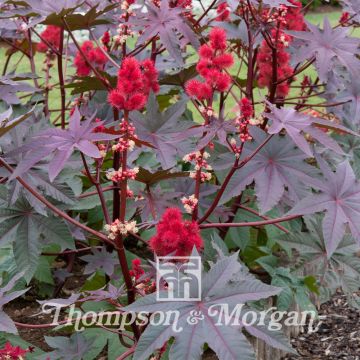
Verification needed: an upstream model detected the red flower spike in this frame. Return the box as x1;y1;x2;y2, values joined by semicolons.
108;57;159;111
108;90;125;109
149;208;203;256
209;27;227;51
257;1;305;97
129;258;145;280
74;41;108;77
199;44;214;59
339;12;350;25
37;25;62;53
101;31;111;46
125;93;147;111
212;53;234;69
240;98;253;119
142;59;160;94
216;2;230;22
185;27;233;102
0;342;29;359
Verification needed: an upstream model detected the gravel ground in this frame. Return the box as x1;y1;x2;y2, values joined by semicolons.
282;292;360;360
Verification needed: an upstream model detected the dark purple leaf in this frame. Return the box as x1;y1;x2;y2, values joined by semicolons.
334;80;360;125
81;248;118;276
130;0;199;64
130;94;193;169
343;0;360;22
266;104;357;156
125;252;291;360
289;18;360;81
45;333;92;360
135;185;181;221
0;74;37;104
0;271;28;334
84;283;125;302
8;108;117;182
37;294;80;308
216;128;320;213
288;156;360;257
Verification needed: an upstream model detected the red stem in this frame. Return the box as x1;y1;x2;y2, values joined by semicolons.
199;215;300;229
114;110;141;339
57;27;66;129
238;205;289;233
197;158;239;224
0;158;115;248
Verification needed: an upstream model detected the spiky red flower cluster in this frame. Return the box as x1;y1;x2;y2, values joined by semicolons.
129;258;145;280
108;57;159;111
185;27;233;102
170;0;192;9
37;25;62;53
92;118;106;133
258;1;306;97
74;41;108;77
339;12;350;25
101;31;111;46
239;97;253;119
216;2;230;22
235;98;253;143
149;208;203;256
0;342;29;359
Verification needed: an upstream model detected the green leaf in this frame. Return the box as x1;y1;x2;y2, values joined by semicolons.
64;74;116;94
13;216;41;283
43;5;115;30
136;168;189;186
81;271;106;291
303;276;319;295
0;189;75;282
39;216;75;251
159;63;197;86
34;256;55;285
0;216;22;246
204;232;229;262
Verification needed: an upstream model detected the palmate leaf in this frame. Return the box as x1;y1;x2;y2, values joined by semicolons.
159;63;197;86
135;186;181;221
0;191;74;282
43;333;93;360
332;130;360;177
343;0;360;22
215;128;320;213
0;74;36;104
130;0;199;65
175;116;237;150
6;0;81;17
266;104;357;156
288;156;360;257
334;80;360;126
8;108;117;182
0;167;76;213
130;94;193;169
81;248;118;276
2;0;113;31
0;271;28;334
226;0;293;11
125;252;294;360
2;120;78;211
277;216;360;306
249;0;293;6
43;4;114;30
0;107;34;138
289;17;360;81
